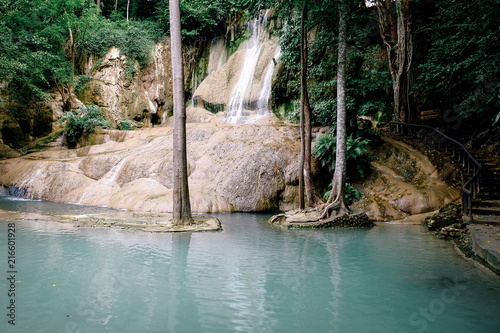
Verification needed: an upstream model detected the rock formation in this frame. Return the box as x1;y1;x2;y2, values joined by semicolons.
79;42;172;125
352;137;461;221
0;112;301;213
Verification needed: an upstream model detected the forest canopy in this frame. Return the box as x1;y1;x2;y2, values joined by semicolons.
0;0;498;137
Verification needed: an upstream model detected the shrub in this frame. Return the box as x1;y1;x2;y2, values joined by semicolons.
118;118;135;130
59;105;110;148
313;132;372;181
323;183;362;205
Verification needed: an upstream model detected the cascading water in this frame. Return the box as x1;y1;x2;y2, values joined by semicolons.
253;47;281;121
224;11;272;124
207;37;228;74
190;37;228;110
190;10;280;124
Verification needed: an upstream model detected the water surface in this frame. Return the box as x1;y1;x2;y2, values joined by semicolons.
0;198;499;332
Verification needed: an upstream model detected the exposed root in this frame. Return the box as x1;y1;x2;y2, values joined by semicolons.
320;195;349;220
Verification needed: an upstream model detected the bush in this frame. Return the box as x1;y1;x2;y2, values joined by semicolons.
118;118;135;130
59;105;110;148
77;19;163;76
323;183;362;205
313;132;372;203
313;132;372;181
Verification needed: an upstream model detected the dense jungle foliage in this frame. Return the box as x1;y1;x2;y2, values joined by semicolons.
1;0;498;142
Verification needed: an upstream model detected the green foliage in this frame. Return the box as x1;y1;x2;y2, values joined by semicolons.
0;0;162;111
272;2;390;127
228;28;251;54
313;132;372;181
345;183;362;205
59;104;110;148
77;18;163;70
323;183;361;205
154;0;251;43
0;0;95;102
415;0;500;126
118;118;135;130
74;75;93;94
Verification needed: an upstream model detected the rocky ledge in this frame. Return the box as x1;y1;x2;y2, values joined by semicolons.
268;208;374;229
1;209;221;232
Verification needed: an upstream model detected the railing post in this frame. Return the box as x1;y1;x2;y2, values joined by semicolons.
462;192;466;215
469;195;473;218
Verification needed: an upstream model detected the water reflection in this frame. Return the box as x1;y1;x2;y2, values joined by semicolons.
0;209;499;332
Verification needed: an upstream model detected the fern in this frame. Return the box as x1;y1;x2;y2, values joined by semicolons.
313;132;372;180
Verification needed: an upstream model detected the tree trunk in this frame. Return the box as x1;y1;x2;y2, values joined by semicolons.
322;0;349;219
395;0;411;123
376;0;411;123
127;0;130;23
298;4;306;211
299;1;322;208
170;0;194;225
115;0;118;12
96;0;100;12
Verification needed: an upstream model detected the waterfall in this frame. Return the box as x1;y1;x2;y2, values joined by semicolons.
207;37;228;74
224;11;271;124
254;47;281;119
190;10;280;124
190;37;228;110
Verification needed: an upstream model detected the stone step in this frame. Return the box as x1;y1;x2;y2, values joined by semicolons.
480;175;500;181
479;161;497;166
479;185;500;192
482;169;500;175
471;207;500;216
480;184;500;189
480;178;500;183
473;200;500;208
476;195;500;201
479;191;500;197
471;215;500;225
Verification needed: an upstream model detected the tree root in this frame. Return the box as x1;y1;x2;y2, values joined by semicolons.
320;196;349;220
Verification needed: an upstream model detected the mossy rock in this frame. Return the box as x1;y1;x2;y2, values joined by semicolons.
423;203;463;232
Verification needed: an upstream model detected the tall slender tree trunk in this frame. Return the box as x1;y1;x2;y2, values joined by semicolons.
299;0;322;209
298;4;306;211
321;0;349;219
395;0;411;123
376;0;411;123
127;0;130;22
170;0;194;225
115;0;118;12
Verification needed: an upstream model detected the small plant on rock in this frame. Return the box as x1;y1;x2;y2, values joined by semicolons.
59;104;110;148
118;118;135;130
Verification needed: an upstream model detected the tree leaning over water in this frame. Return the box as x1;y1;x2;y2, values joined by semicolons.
169;0;194;225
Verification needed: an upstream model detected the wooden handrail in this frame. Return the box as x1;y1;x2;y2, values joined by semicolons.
390;122;482;218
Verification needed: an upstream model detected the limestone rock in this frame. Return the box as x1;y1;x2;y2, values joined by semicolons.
193;37;280;113
352;137;461;221
0;122;300;213
81;41;173;125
